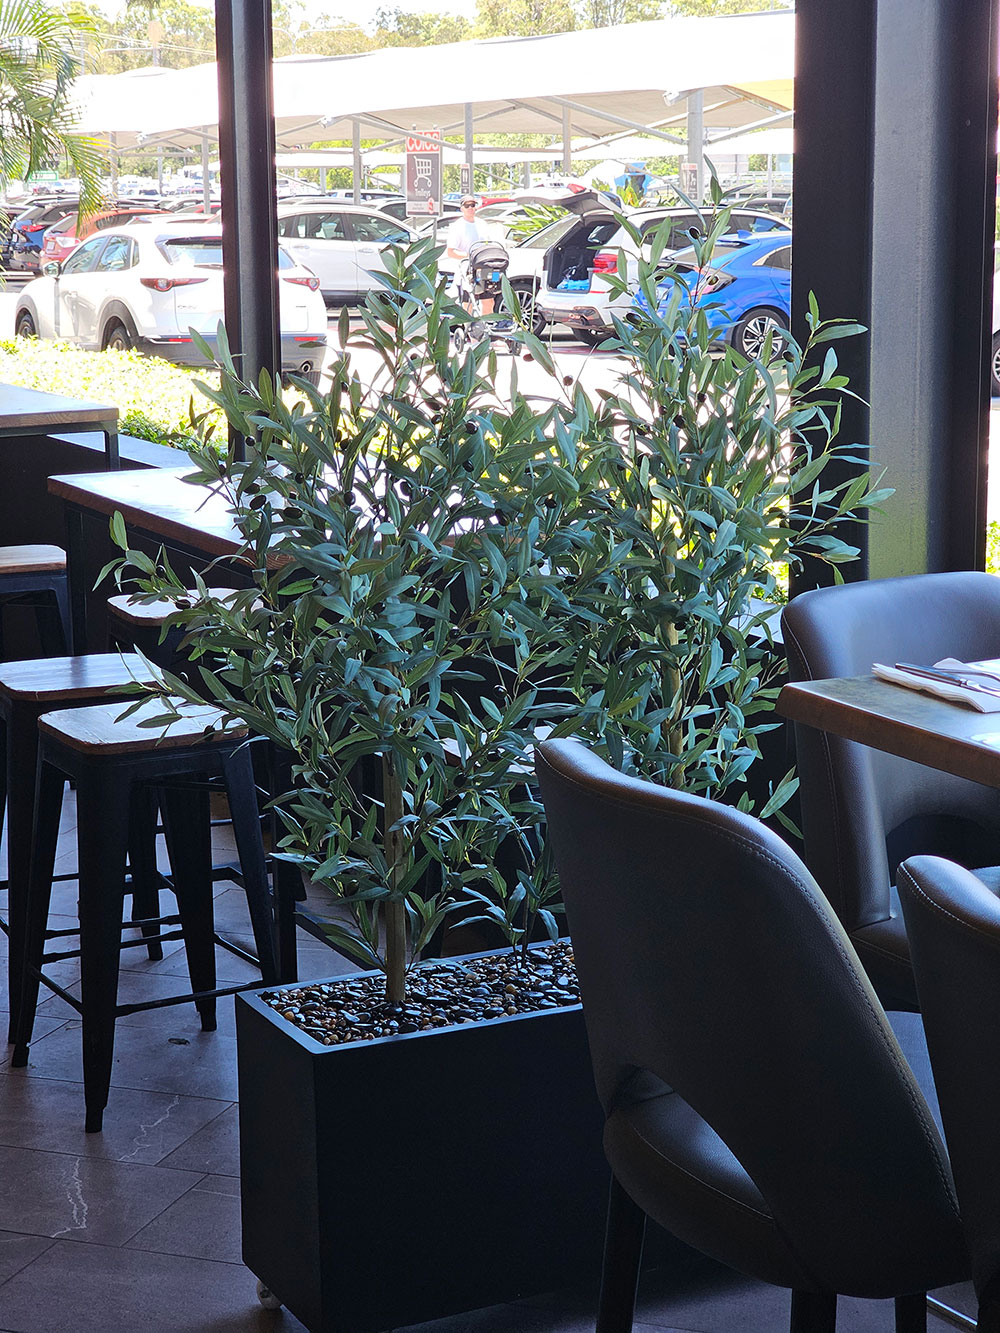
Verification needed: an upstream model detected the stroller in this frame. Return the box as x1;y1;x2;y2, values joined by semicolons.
452;239;519;354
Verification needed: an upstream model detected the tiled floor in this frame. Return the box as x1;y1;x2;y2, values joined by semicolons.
0;794;980;1332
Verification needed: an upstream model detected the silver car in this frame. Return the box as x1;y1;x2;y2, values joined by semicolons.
276;201;417;303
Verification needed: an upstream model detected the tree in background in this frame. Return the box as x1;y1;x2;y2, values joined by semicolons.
372;6;471;46
0;0;102;202
473;0;577;35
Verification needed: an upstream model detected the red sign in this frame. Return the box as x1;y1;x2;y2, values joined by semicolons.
405;132;441;154
406;129;442;218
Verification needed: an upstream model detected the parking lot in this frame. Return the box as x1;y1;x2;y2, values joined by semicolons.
2;282;999;525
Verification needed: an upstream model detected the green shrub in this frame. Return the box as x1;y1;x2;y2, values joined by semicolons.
0;339;225;446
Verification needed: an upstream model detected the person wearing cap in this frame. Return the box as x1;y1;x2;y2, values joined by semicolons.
447;195;495;314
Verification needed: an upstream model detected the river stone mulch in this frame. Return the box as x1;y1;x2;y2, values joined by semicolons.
260;940;579;1045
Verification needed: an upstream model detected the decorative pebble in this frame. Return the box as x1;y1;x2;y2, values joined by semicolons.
261;942;579;1047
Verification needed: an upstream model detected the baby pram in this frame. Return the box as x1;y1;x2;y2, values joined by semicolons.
452;239;519;353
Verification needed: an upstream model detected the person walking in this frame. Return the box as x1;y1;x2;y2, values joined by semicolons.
446;195;494;315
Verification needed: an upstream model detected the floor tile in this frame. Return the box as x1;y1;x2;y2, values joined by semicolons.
0;1240;309;1332
157;1104;239;1176
6;1015;241;1102
126;1174;242;1263
0;1144;201;1244
0;1074;230;1164
0;1229;54;1284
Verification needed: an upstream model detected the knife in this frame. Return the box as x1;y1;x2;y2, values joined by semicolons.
895;661;1000;684
892;663;1000;697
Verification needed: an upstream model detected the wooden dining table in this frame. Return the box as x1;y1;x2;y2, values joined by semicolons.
0;381;119;467
777;673;1000;789
48;467;250;651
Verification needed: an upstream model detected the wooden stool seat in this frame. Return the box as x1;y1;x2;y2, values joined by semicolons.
38;697;246;755
0;545;67;575
0;546;71;656
0;652;154;702
107;588;241;628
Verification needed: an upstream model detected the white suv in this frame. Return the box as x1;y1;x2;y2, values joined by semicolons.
536;194;791;344
276;202;417;302
14;218;328;384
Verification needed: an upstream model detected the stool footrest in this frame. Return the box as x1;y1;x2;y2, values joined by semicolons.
115;978;267;1018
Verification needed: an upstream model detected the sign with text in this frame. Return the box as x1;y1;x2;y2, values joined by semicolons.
406;130;442;219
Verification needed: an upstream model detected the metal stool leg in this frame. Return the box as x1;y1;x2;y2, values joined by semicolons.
127;785;163;962
596;1173;646;1333
11;757;65;1062
159;781;217;1031
77;768;132;1133
222;746;277;984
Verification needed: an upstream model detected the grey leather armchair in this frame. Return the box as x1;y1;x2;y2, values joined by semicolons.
782;571;1000;1010
898;855;1000;1332
537;737;968;1333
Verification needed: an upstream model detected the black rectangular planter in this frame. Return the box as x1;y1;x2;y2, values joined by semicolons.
236;954;612;1331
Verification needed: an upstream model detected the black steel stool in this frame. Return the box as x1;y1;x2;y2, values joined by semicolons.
0;545;72;657
0;653;162;1043
12;696;278;1132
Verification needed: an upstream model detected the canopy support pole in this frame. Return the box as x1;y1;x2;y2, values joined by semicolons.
562;106;571;174
352;118;361;203
201;131;211;213
464;102;474;192
686;90;703;203
109;132;118;199
215;0;280;460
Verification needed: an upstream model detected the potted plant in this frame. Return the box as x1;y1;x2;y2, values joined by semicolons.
108;227;883;1330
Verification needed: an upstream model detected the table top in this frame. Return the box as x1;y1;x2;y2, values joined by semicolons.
778;674;1000;788
49;467;246;560
0;382;118;430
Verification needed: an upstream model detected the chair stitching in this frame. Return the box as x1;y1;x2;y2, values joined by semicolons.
619;1116;776;1224
897;863;1000;955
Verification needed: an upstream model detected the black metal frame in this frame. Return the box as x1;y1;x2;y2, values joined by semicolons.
793;0;999;587
215;0;280;461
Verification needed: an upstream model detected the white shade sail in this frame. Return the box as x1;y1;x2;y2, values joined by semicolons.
67;11;794;154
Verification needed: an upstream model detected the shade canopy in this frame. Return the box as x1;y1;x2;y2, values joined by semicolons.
67;11;794;155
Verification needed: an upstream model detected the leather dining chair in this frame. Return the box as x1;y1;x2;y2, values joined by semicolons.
782;571;1000;1011
536;737;969;1333
897;855;1000;1333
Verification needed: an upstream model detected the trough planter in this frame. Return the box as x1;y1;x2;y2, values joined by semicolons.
236;944;617;1332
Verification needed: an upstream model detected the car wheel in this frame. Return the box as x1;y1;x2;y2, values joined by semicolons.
991;331;1000;397
733;307;788;360
103;320;135;353
14;309;36;339
502;281;545;337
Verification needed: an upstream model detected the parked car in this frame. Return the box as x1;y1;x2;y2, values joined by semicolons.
631;230;792;360
536;193;791;344
13;219;328;384
7;197;80;272
275;201;417;302
41;206;167;265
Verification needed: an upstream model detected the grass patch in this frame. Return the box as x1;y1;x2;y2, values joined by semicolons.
0;339;225;447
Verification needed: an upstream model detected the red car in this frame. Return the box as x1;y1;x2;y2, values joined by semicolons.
41;206;166;265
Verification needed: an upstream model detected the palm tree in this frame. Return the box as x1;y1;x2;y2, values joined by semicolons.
0;0;103;207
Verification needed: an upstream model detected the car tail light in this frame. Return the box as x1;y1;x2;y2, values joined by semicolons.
591;251;617;274
139;276;209;291
282;274;320;291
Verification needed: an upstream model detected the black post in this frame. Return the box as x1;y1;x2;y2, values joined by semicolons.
791;0;876;593
215;0;280;462
793;0;999;590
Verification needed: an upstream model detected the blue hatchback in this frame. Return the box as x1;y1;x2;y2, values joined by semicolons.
632;230;791;360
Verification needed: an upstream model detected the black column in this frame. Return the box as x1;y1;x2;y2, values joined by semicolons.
793;0;998;588
867;0;997;577
792;0;876;590
215;0;280;460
